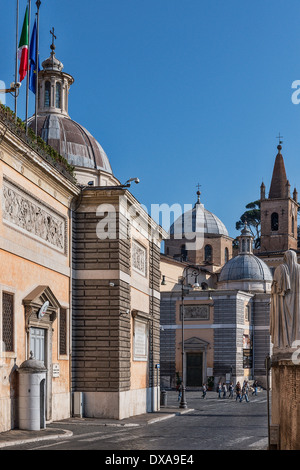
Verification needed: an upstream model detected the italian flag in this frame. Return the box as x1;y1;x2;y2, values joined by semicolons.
18;6;29;82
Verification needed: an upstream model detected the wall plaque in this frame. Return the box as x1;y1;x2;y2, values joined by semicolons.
133;319;148;361
52;363;60;378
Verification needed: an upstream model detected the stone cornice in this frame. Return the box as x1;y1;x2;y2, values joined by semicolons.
78;187;168;244
0;120;80;204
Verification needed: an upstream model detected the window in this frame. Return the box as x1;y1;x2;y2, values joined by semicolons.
224;247;229;263
245;304;251;322
271;212;279;231
56;82;61;108
44;81;51;107
292;216;295;235
181;244;187;261
59;308;67;355
204;244;213;262
2;292;14;352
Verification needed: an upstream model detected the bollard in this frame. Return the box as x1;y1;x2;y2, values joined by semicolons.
160;390;167;407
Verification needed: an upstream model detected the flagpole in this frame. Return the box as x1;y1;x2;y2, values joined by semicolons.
25;0;31;135
15;0;19;120
35;0;41;136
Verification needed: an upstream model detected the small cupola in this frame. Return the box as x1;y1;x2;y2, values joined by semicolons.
37;29;74;117
238;222;253;254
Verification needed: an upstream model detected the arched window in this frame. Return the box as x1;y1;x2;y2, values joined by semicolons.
292;216;295;235
204;244;213;262
44;81;51;107
242;239;246;252
56;82;61;108
247;239;250;252
271;212;279;231
224;247;229;263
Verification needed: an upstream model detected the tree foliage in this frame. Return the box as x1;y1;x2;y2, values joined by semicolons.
235;200;261;248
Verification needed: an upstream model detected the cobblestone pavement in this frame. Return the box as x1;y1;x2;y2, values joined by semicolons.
0;389;270;452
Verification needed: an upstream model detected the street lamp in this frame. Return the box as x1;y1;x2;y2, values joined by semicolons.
178;266;201;409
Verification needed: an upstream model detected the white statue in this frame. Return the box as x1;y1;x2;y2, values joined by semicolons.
270;250;300;350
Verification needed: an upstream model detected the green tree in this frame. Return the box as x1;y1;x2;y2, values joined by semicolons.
235;200;261;249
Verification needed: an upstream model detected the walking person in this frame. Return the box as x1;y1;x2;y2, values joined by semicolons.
222;383;227;398
235;381;241;401
252;380;258;396
217;382;222;399
228;382;234;399
202;383;207;399
240;381;250;402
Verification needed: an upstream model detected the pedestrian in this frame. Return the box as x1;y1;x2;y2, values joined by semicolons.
252;380;258;396
228;382;234;398
217;382;222;399
222;382;227;398
240;381;250;402
235;381;241;401
202;383;207;399
178;386;182;401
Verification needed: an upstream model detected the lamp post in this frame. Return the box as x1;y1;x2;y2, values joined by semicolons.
178;266;201;409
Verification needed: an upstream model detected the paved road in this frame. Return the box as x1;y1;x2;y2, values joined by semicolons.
1;390;269;452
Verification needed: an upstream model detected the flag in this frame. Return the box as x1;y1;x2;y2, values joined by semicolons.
18;6;29;82
29;19;40;94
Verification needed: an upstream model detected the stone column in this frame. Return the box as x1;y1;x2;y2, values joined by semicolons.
270;350;300;450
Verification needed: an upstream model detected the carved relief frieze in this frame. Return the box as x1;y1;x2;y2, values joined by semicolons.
180;304;210;321
132;240;147;276
2;178;66;253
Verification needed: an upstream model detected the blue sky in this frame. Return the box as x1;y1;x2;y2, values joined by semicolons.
2;0;300;238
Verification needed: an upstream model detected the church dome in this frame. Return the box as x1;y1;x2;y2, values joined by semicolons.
28;114;112;173
219;223;272;283
219;253;273;282
170;194;229;237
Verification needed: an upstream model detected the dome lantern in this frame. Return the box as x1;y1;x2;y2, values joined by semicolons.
38;38;74;118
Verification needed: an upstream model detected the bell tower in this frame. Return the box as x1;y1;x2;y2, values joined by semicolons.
259;143;298;254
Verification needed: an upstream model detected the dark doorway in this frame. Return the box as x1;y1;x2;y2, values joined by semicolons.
186;353;203;386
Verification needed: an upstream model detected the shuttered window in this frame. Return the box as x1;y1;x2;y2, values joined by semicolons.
2;292;14;352
59;308;67;355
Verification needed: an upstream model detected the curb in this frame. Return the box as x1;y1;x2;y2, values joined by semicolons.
0;428;73;449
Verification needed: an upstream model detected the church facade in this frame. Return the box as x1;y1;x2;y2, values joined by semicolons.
160;197;272;389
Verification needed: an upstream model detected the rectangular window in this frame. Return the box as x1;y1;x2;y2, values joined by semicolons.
245;304;251;322
2;292;14;352
59;308;67;355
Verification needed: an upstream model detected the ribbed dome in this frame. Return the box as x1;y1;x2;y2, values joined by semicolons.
219;254;272;282
28;114;112;173
170;202;229;237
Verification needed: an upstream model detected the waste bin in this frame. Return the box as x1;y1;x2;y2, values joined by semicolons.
160;390;167;407
18;352;47;431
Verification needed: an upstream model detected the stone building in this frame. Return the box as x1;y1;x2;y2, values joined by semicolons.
0;104;79;432
160;196;272;389
0;44;165;433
